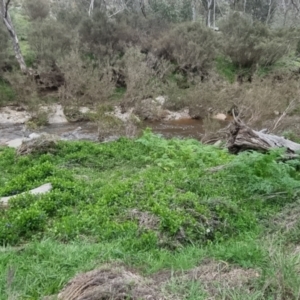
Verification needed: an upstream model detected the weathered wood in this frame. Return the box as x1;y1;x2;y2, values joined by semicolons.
0;183;52;207
228;119;300;154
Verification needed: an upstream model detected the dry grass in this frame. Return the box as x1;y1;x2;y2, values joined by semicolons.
120;47;165;112
50;261;260;300
127;209;160;232
57;263;167;300
97;109;141;142
17;134;59;156
166;74;300;130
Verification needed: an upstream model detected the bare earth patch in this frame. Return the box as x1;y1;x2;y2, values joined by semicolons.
0;106;30;124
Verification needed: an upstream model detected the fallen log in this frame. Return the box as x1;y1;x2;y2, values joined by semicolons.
0;183;52;207
228;118;300;154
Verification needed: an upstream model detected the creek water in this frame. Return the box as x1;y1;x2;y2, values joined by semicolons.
0;118;204;145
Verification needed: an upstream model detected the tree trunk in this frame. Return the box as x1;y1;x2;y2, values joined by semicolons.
207;0;213;27
88;0;95;16
0;0;27;73
192;0;196;21
244;0;247;13
228;119;300;154
266;0;273;24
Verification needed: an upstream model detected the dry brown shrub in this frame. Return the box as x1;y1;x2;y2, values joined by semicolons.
63;107;90;123
57;263;167;300
184;260;259;289
163;77;231;118
124;118;140;139
121;48;162;101
2;72;52;125
58;50;114;108
96;106;141;142
17;134;59;156
231;77;300;130
171;75;300;129
133;98;162;121
119;47;167;119
94;104;120;140
160;260;259;299
127;209;160;232
3;71;56;126
201;117;230;144
164;73;300;144
52;260;259;300
271;199;300;235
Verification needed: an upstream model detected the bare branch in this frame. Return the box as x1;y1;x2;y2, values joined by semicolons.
108;7;125;18
140;0;147;18
291;0;300;12
272;99;296;131
4;0;10;18
88;0;94;16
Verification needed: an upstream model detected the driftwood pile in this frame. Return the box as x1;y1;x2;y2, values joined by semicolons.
227;111;300;155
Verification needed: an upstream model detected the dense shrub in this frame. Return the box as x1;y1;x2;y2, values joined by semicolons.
23;0;50;20
28;20;73;64
220;13;288;68
119;47;163;102
57;50;114;106
153;22;217;76
78;11;139;61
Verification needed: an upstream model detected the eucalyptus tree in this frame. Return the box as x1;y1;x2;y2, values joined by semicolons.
0;0;27;72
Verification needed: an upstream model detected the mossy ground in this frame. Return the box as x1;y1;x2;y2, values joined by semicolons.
1;131;300;299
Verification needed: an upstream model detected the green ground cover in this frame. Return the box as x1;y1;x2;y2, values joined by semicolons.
1;131;300;299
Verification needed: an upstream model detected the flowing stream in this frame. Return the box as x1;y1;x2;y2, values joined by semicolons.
0;118;204;145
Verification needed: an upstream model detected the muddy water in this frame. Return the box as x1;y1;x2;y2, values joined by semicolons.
144;119;204;139
0;119;204;145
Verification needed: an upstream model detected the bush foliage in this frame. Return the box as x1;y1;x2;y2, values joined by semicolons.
0;2;297;111
153;22;217;76
220;13;288;68
23;0;50;21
